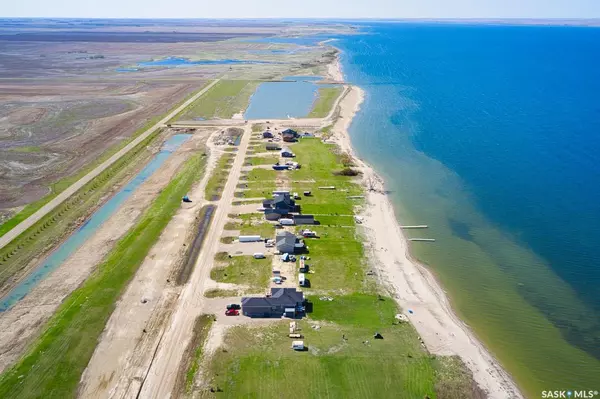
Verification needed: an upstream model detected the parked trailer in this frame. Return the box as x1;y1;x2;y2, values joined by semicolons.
253;252;266;259
239;235;262;242
279;218;295;226
299;273;307;287
273;190;291;195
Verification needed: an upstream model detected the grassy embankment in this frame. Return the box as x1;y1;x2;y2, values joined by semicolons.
175;80;258;120
196;137;480;398
174;314;215;396
0;83;208;239
307;87;343;118
0;130;162;290
0;151;208;398
204;152;236;201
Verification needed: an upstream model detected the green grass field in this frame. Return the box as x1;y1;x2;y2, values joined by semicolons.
0;151;208;398
308;87;343;118
210;255;272;290
236;181;276;199
246;168;278;182
10;146;43;153
199;294;475;399
198;117;480;398
177;80;258;120
245;156;279;166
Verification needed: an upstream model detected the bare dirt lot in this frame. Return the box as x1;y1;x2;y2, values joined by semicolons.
0;81;198;213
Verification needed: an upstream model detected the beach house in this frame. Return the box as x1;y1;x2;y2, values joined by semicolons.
241;287;305;318
282;129;299;142
263;193;299;220
276;231;305;253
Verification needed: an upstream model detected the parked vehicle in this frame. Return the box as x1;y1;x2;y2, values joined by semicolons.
225;309;239;316
240;235;262;243
226;304;241;310
253;252;266;259
279;218;295;226
291;341;305;350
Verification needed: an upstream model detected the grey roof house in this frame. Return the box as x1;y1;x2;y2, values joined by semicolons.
241;288;305;318
276;231;305;253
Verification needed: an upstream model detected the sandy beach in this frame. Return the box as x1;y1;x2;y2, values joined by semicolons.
329;79;523;398
326;56;344;82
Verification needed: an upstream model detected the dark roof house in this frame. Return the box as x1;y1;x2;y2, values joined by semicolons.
241;288;305;318
263;193;299;219
263;131;274;138
282;129;299;142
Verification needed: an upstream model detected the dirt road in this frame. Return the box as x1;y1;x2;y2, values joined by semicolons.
0;79;220;251
135;125;251;398
77;132;215;398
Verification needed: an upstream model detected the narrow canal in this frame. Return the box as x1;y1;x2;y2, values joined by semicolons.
0;134;191;311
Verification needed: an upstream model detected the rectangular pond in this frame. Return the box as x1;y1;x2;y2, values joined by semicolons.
243;76;326;120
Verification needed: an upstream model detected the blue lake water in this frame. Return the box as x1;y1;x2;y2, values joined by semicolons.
247;36;332;46
137;56;272;67
0;134;191;312
244;76;323;119
337;23;600;393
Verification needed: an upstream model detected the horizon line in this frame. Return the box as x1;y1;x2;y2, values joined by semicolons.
2;17;600;21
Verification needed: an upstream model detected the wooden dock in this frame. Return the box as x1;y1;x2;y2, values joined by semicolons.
409;238;436;242
400;225;428;229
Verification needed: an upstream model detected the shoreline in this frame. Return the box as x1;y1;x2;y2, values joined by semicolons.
327;62;523;398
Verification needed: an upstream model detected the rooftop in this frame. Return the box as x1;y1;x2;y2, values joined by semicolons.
241;288;304;308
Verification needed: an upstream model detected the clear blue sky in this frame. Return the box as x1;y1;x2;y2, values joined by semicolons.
2;0;600;19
